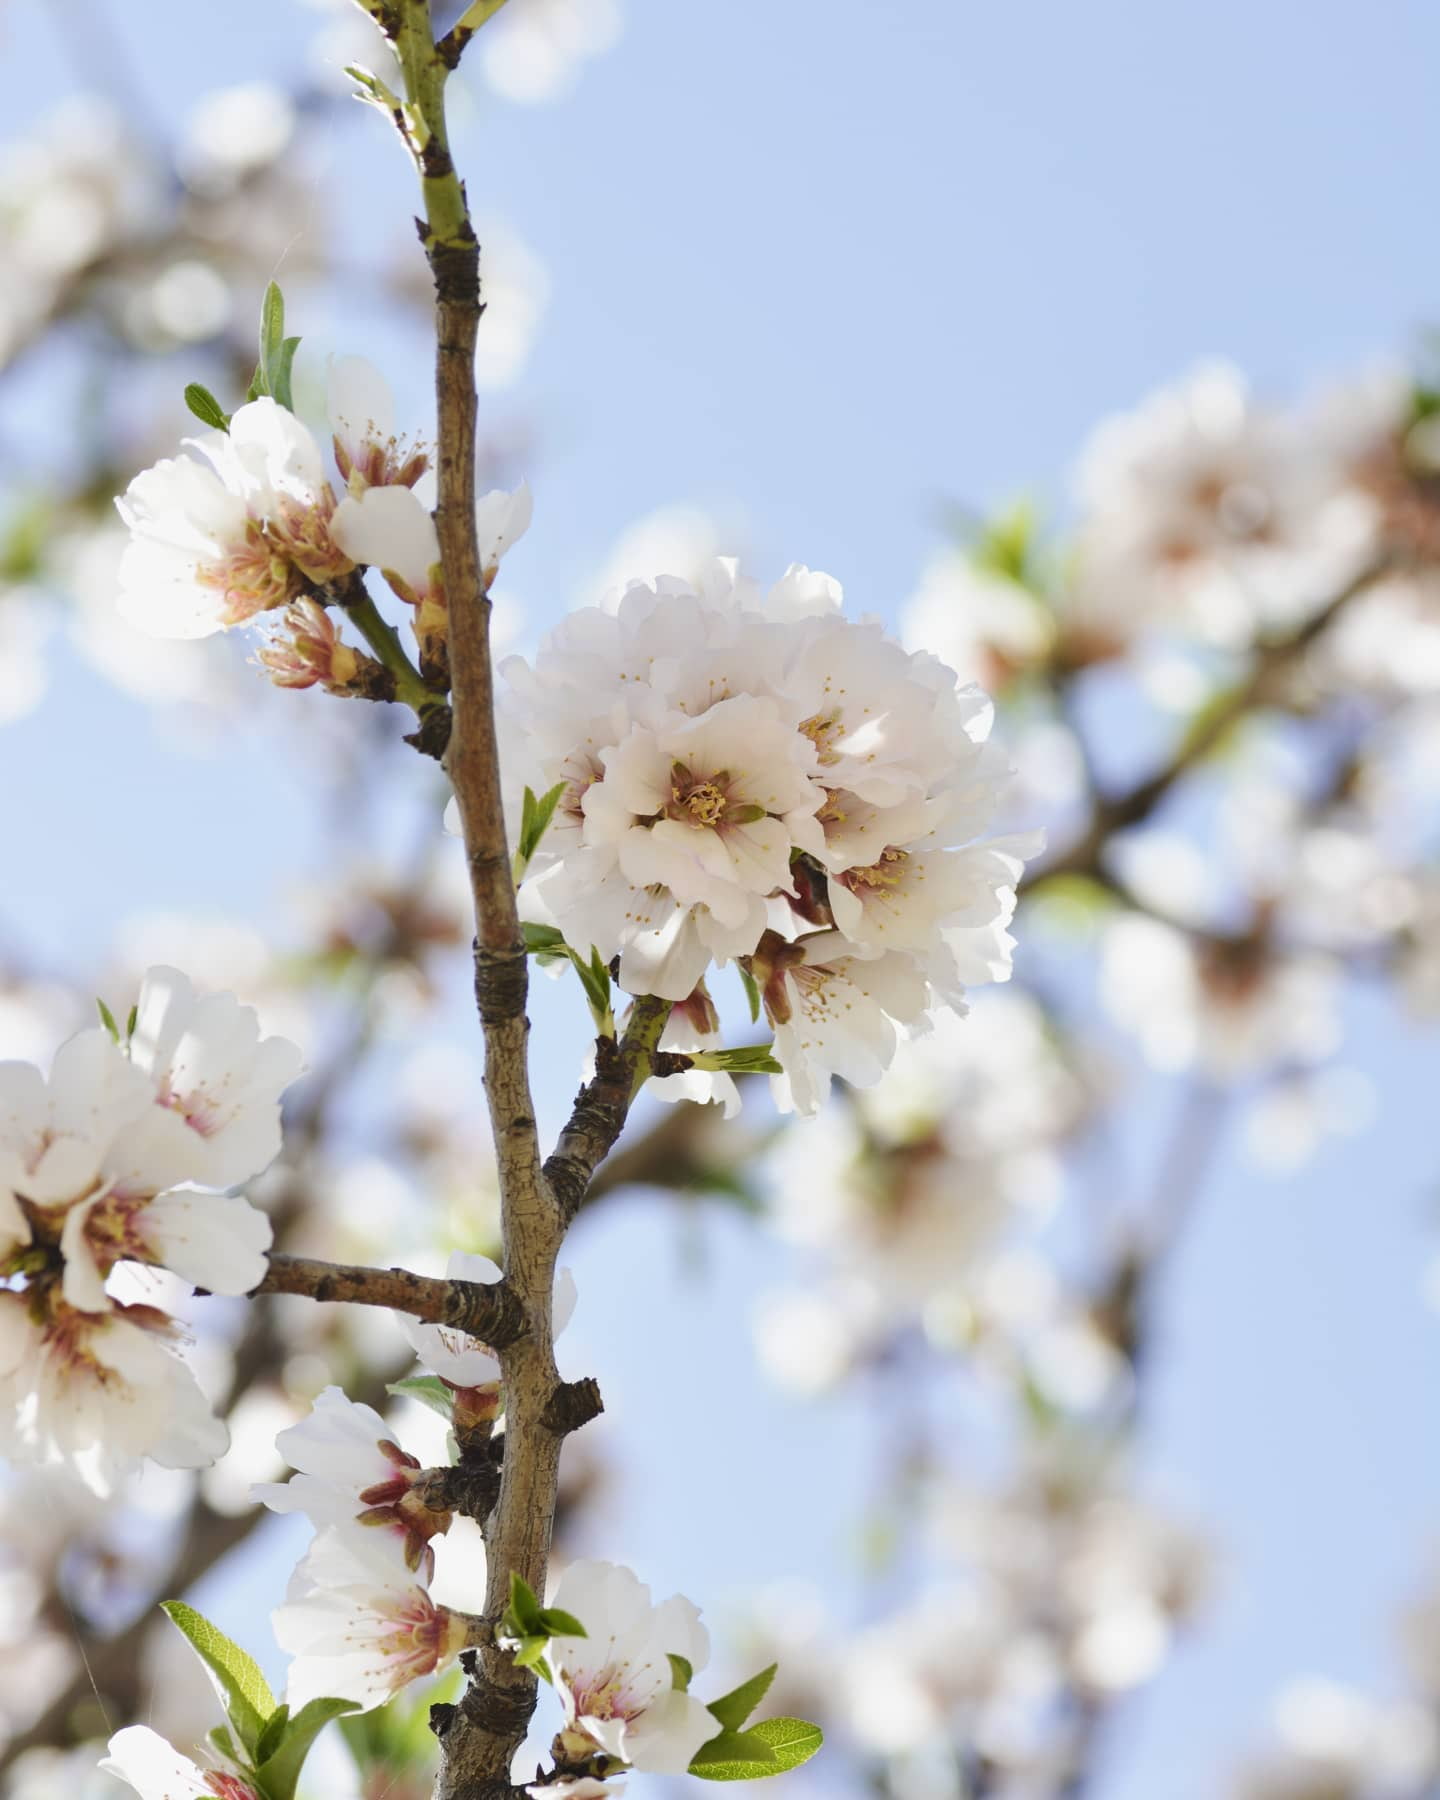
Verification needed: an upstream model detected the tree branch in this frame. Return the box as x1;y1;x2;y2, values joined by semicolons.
1025;555;1393;891
252;1252;524;1343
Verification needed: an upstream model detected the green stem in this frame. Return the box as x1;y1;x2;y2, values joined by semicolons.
338;580;438;715
620;995;674;1100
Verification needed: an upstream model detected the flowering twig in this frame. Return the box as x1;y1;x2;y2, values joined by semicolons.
330;567;446;717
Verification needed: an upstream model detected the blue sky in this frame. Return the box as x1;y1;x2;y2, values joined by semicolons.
4;2;1440;1795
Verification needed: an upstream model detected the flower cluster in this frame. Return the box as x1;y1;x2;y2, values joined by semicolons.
260;1253;565;1713
503;561;1035;1111
114;355;529;685
0;967;300;1495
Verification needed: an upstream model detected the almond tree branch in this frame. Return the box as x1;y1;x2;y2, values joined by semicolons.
388;9;574;1791
252;1252;524;1341
1024;554;1394;891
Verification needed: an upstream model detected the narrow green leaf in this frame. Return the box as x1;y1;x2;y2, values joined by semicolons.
183;382;231;431
207;1725;239;1764
668;1653;694;1692
246;360;267;403
256;1696;360;1800
125;1003;138;1039
506;1572;545;1637
522;922;567;953
689;1717;822;1781
738;963;761;1024
706;1663;777;1731
161;1601;276;1756
509;1637;554;1682
269;335;302;414
516;781;566;876
387;1376;455;1422
536;1607;587;1639
689;1044;783;1075
254;1704;290;1766
96;998;120;1042
259;282;285;374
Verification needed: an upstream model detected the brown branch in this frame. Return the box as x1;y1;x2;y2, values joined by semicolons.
544;999;675;1224
252;1251;524;1343
1025;555;1393;891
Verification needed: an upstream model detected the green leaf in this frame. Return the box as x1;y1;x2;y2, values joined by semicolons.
522;922;567;955
260;282;285;376
668;1653;694;1692
125;1003;138;1039
96;997;120;1042
183;382;231;431
207;1725;239;1765
254;1704;290;1765
270;335;301;413
689;1717;823;1781
738;963;761;1024
514;782;566;881
536;1607;586;1639
573;945;614;1036
256;1696;360;1800
387;1376;455;1422
689;1729;778;1778
689;1044;783;1076
161;1601;277;1756
246;361;267;403
505;1571;545;1637
509;1636;554;1681
706;1662;777;1731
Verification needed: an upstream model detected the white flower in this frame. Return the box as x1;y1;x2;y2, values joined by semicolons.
546;1560;716;1775
0;1293;227;1496
475;481;533;582
100;1725;261;1800
253;1386;443;1576
752;931;931;1117
479;0;623;105
116;400;350;640
59;1185;272;1312
128;965;304;1189
327;356;428;492
274;1526;466;1710
645;986;740;1119
1068;362;1375;651
398;1251;576;1386
331;485;441;604
529;1781;625;1800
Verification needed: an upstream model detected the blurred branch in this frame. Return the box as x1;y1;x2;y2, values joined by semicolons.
1026;556;1394;892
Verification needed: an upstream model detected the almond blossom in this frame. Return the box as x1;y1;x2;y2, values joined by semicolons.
0;971;301;1492
253;1385;447;1578
273;1525;467;1711
545;1559;716;1775
501;558;1033;1103
327;355;429;493
116;398;352;639
100;1725;261;1800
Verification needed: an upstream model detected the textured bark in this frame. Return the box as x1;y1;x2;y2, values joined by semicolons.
254;1252;524;1340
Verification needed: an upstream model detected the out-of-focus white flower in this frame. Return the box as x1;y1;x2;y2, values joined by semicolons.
473;219;551;388
127;964;303;1189
274;1526;467;1711
902;550;1053;691
1099;913;1340;1079
1067;362;1375;652
0;1294;227;1497
475;482;534;582
1236;1678;1440;1799
545;1559;716;1774
0;595;51;725
479;0;624;105
178;84;297;194
582;505;728;609
100;1724;261;1799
